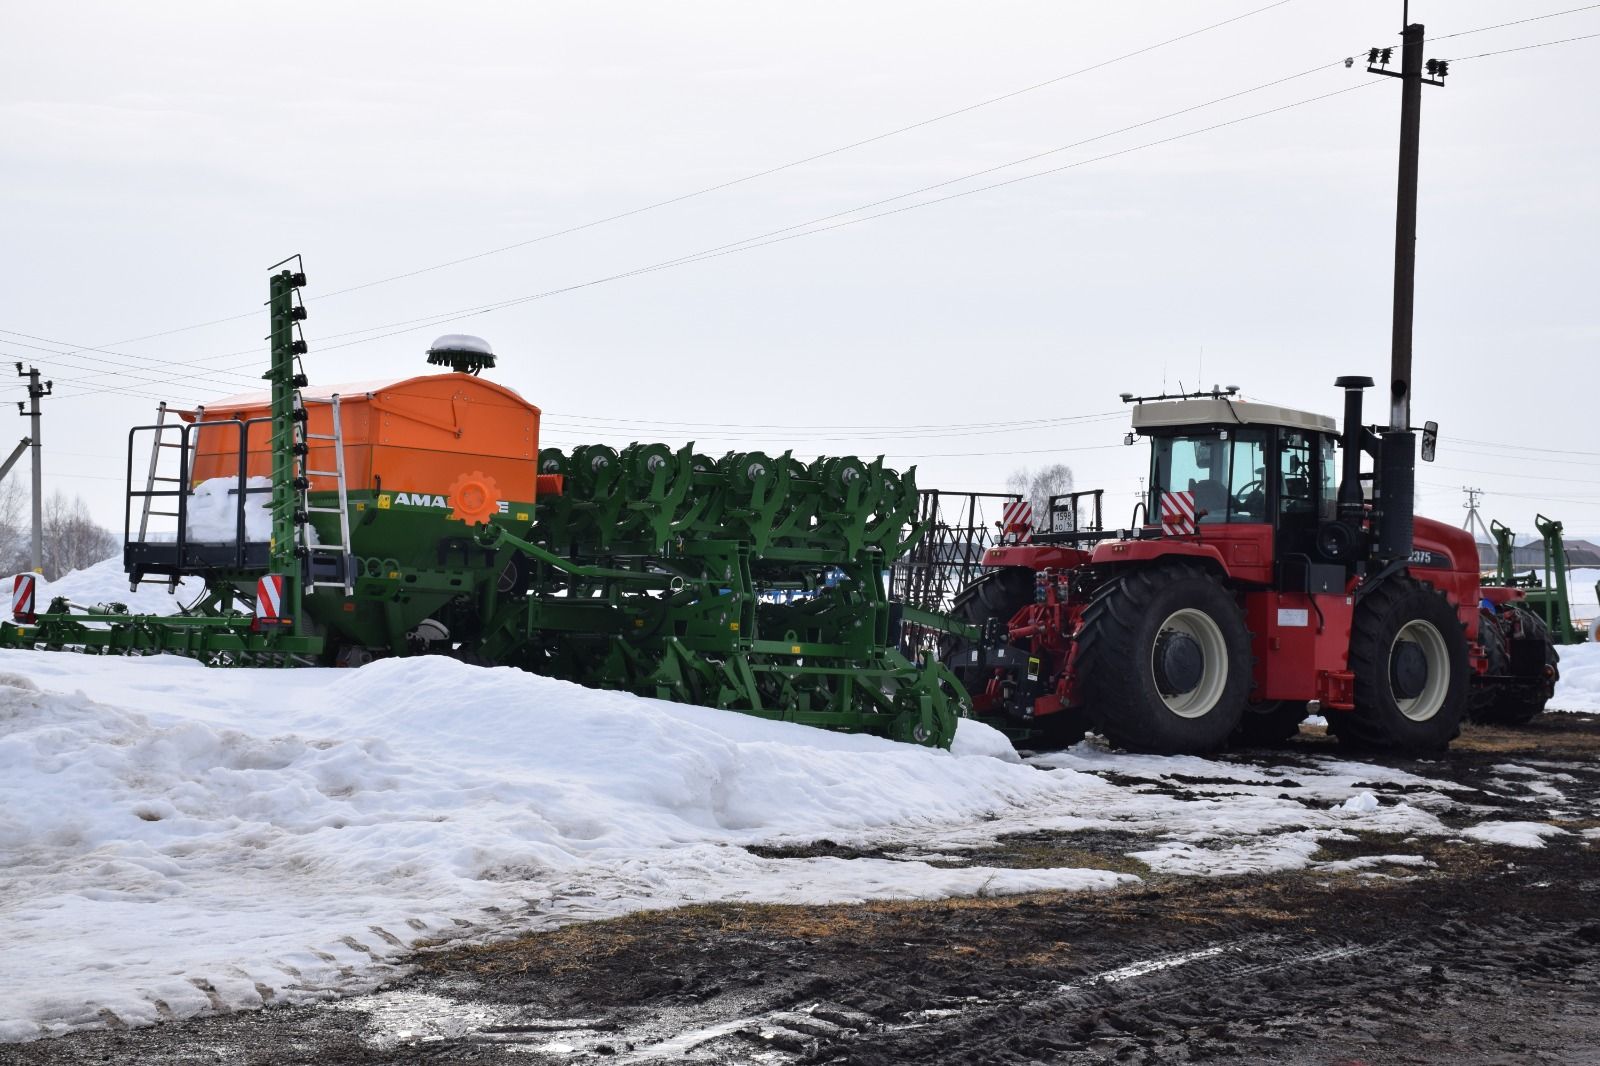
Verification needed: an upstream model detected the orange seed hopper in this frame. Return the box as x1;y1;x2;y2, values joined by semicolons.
184;373;541;513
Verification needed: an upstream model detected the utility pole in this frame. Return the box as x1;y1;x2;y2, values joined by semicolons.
1461;486;1492;543
1365;17;1446;560
15;363;52;573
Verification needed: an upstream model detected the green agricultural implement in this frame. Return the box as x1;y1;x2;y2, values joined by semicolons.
1485;516;1590;645
0;261;969;748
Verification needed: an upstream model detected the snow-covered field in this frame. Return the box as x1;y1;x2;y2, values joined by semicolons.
4;648;1598;1043
3;571;1600;1043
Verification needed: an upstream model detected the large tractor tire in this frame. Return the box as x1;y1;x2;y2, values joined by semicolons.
1508;603;1561;721
1469;604;1559;727
1233;700;1310;746
1466;605;1511;724
1328;577;1467;754
1076;563;1251;755
939;566;1034;698
939;567;1087;747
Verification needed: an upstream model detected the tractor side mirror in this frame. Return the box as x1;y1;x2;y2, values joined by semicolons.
1420;420;1438;462
1124;432;1136;446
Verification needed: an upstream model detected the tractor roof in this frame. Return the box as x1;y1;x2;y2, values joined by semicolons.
1131;397;1336;434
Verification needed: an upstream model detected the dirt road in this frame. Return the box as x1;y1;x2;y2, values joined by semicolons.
8;715;1600;1065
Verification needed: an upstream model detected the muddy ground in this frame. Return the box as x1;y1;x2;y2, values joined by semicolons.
8;715;1600;1066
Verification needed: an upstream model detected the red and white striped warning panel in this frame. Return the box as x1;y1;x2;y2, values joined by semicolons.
12;573;37;623
999;499;1034;544
1160;490;1197;536
254;574;287;628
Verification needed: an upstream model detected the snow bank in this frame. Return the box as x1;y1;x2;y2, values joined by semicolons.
3;556;199;615
1549;641;1600;712
0;653;1111;1041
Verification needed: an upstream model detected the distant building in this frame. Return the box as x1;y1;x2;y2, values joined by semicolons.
1473;538;1600;571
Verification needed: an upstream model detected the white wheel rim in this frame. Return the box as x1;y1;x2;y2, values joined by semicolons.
1152;608;1229;719
1392;619;1450;721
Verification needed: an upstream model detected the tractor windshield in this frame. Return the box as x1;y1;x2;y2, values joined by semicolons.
1149;429;1268;524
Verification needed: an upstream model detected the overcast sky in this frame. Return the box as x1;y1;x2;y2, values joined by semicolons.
3;1;1597;541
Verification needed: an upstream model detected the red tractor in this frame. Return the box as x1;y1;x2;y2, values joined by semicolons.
943;377;1559;755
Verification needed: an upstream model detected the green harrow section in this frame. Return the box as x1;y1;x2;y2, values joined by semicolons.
465;444;966;747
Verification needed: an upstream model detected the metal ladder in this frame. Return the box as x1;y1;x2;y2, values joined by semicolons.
294;391;355;595
135;401;201;542
132;401;205;590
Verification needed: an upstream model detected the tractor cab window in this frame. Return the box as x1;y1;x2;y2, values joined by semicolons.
1150;429;1269;524
1279;431;1314;515
1319;435;1337;521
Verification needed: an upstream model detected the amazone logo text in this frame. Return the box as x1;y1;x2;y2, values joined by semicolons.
389;492;510;513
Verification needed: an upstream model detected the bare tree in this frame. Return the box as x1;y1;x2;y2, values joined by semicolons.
38;491;118;580
0;479;28;574
1005;464;1075;533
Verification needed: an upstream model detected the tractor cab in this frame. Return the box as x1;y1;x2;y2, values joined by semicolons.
1132;391;1339;564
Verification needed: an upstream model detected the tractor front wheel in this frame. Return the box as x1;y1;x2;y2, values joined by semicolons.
1330;578;1467;753
1076;564;1250;754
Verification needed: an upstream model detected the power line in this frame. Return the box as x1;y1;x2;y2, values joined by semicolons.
31;16;1600;404
1444;444;1600;470
19;3;1597;383
542;408;1123;431
30;15;1600;396
539;411;1127;441
38;58;1380;398
0;330;262;392
301;79;1382;359
0;354;213;404
1446;29;1600;62
1428;3;1600;44
536;434;1128;461
0;352;227;401
44;0;1302;357
1421;479;1600;508
1431;463;1600;488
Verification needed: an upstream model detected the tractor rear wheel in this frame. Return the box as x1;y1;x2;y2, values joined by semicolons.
1466;606;1511;725
1468;604;1559;726
1076;563;1250;754
940;567;1088;747
1329;577;1467;753
939;567;1035;698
